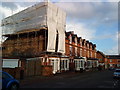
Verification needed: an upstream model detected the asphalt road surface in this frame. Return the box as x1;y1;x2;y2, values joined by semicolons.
20;70;120;88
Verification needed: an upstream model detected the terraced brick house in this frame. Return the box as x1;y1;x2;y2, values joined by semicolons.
106;55;120;68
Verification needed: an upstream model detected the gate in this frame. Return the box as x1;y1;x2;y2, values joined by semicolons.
25;58;42;77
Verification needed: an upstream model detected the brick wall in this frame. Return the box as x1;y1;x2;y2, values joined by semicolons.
2;30;46;58
2;67;21;79
41;65;53;76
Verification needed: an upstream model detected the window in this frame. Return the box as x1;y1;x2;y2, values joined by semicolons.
81;61;83;67
87;44;89;49
110;59;112;62
77;61;79;68
70;35;72;44
118;59;120;62
110;64;112;67
3;59;19;68
90;52;92;57
66;60;67;68
80;48;82;57
75;37;77;45
75;47;77;56
84;49;86;56
70;46;72;56
95;52;96;58
117;64;120;67
79;61;81;67
75;61;77;68
60;60;64;69
99;59;102;61
50;60;54;66
87;61;90;67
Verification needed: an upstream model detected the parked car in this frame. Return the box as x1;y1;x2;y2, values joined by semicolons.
113;68;120;79
109;67;115;71
1;71;19;90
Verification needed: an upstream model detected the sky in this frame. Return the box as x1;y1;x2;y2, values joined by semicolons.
0;0;119;55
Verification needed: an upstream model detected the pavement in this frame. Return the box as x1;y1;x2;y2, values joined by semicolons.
20;71;77;86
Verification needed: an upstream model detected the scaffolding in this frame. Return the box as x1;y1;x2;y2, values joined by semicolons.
1;1;66;58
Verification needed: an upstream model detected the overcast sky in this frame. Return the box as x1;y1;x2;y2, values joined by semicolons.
0;0;119;55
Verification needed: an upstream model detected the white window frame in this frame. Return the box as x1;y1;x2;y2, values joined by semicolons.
75;47;77;56
90;51;92;57
70;46;72;56
80;48;82;57
70;35;72;44
75;37;77;45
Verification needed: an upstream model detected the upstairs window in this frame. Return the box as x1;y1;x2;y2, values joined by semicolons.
75;37;77;45
70;46;72;56
70;35;72;44
75;47;77;56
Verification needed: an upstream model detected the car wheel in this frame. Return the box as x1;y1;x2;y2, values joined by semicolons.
10;84;18;90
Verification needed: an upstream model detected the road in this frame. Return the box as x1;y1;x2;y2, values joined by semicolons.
20;70;120;88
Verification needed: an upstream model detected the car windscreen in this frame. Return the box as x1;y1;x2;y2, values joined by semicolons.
2;72;13;79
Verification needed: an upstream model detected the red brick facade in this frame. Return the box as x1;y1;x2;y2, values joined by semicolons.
65;31;97;59
106;55;120;68
65;31;98;71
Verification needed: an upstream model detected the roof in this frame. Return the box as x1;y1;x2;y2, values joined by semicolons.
74;34;77;37
97;51;106;58
86;40;89;43
65;32;70;37
93;44;96;47
106;55;120;59
89;42;92;45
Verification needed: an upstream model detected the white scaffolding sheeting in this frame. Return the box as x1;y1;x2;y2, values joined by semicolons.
47;2;57;52
57;8;66;53
1;2;47;35
47;2;66;53
1;2;66;53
